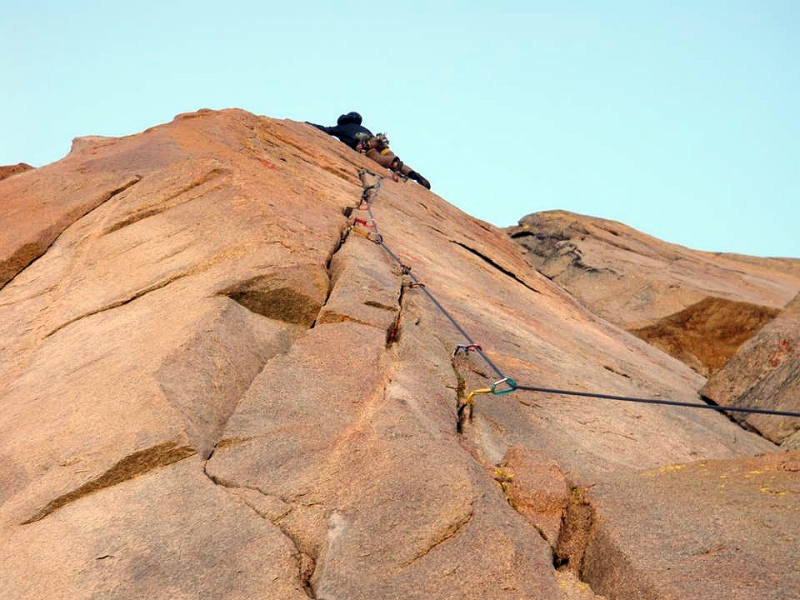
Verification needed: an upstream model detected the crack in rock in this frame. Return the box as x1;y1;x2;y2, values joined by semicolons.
385;284;405;348
0;176;142;292
201;464;321;599
554;486;596;576
452;240;541;295
44;271;193;338
103;168;229;235
399;509;475;568
21;441;196;524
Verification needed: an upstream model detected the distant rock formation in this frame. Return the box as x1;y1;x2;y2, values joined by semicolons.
0;162;33;181
0;110;795;599
630;297;780;375
702;293;800;448
508;210;800;375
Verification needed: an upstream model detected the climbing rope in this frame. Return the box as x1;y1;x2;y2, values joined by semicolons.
351;169;800;432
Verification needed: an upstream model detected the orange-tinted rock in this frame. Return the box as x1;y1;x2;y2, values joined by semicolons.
0;458;310;599
702;293;800;447
630;297;780;376
0;162;33;181
497;446;570;547
508;211;800;374
0;109;790;598
583;452;800;600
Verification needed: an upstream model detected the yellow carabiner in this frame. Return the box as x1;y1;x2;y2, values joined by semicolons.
466;387;492;405
457;387;492;433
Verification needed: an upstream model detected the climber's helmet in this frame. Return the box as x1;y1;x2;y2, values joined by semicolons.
337;111;363;126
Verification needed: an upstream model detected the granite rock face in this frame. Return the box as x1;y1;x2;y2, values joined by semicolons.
508;211;800;375
0;109;794;599
630;297;780;376
583;452;800;600
702;293;800;448
0;162;33;182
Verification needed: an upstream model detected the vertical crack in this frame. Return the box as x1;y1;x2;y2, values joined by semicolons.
553;485;597;584
452;358;468;434
385;284;406;347
309;216;355;330
201;461;320;598
493;453;604;598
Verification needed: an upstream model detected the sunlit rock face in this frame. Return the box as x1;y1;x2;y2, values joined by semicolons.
702;292;800;449
0;109;794;599
0;162;33;183
508;210;800;375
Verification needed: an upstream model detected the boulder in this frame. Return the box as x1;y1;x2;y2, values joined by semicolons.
702;293;800;447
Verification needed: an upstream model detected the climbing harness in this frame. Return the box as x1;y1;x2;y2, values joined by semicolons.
351;169;800;433
355;132;391;155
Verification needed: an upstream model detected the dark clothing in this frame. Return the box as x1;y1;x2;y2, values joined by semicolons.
311;122;373;150
310;113;373;150
310;112;431;189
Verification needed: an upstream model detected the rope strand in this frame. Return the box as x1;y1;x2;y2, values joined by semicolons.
353;170;800;423
514;384;800;418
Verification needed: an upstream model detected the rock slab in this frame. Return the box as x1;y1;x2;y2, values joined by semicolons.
702;293;800;447
0;109;792;599
508;210;800;374
584;452;800;600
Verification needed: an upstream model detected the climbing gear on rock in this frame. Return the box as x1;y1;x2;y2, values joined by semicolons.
354;134;430;189
352;168;800;435
353;217;374;228
312;114;431;188
457;387;493;432
453;344;483;356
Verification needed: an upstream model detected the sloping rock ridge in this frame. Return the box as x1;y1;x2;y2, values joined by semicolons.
508;211;800;375
0;109;795;599
0;162;34;182
702;292;800;448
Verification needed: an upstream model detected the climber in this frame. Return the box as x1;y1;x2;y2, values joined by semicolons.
309;112;431;190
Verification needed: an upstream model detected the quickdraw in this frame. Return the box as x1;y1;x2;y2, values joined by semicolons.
353;167;800;436
457;378;518;432
453;343;483;356
349;226;382;244
456;387;492;433
491;377;518;395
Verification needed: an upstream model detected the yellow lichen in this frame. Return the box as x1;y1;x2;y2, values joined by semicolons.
659;464;685;473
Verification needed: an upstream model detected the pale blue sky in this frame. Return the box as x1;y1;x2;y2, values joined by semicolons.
2;1;798;257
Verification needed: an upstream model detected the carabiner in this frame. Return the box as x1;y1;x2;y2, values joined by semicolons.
491;377;517;395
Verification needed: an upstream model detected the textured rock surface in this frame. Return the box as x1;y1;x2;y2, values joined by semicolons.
0;458;310;599
0;162;33;182
702;293;800;447
0;109;793;598
583;452;800;600
508;211;800;374
630;297;780;376
496;446;569;547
